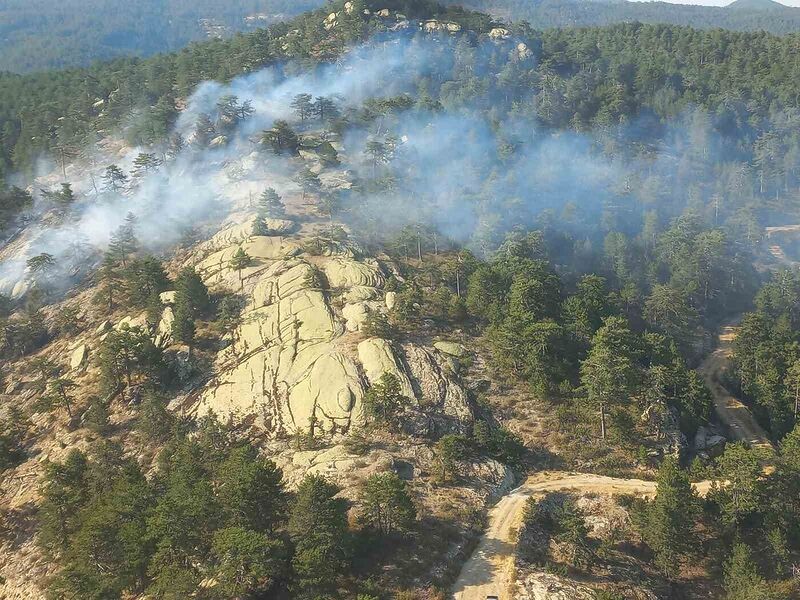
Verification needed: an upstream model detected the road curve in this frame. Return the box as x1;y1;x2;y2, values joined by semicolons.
451;472;713;600
452;320;770;600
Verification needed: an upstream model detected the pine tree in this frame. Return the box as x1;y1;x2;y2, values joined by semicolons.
38;449;89;553
94;253;121;312
359;472;416;535
123;256;169;308
313;96;339;122
257;187;285;219
260;120;298;155
217;295;243;339
108;213;139;268
41;182;76;209
41;377;77;421
363;373;405;427
291;93;314;122
175;266;209;316
210;526;286;597
102;164;128;192
136;391;175;443
193;113;217;147
84;396;110;436
131;152;162;179
723;543;774;600
214;445;287;533
171;299;195;356
229;247;252;291
295;166;321;202
166;133;185;159
288;475;350;598
26;253;56;282
580;316;639;439
640;456;698;578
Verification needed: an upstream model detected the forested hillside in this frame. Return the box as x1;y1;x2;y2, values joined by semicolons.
445;0;800;34
4;4;800;229
5;0;800;74
0;0;324;73
3;1;800;598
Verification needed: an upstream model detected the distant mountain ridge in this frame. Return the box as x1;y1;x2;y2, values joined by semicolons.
3;0;800;73
0;0;324;73
727;0;788;11
442;0;800;33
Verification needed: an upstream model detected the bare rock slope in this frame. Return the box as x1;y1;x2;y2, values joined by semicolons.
191;215;475;437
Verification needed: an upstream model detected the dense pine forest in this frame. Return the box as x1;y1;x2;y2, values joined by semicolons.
2;1;800;599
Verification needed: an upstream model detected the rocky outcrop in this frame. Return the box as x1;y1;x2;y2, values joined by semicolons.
515;573;597;600
191;215;475;437
322;257;384;288
693;425;727;458
489;27;511;39
423;19;461;33
155;307;175;347
464;458;515;497
640;402;687;457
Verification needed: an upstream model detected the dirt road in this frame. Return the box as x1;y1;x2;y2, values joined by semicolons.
451;473;713;600
697;321;773;452
452;320;771;599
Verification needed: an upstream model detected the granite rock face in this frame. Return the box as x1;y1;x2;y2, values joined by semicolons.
192;216;475;437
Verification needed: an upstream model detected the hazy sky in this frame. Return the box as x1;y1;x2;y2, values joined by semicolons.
629;0;800;5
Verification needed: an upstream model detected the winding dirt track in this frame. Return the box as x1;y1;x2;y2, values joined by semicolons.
451;321;771;600
451;473;714;600
697;321;773;453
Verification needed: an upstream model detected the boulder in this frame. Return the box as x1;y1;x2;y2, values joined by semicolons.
262;218;297;234
160;291;177;305
516;42;533;60
433;341;467;358
95;320;112;335
640;402;686;456
385;291;397;310
489;27;511;39
115;313;148;331
196;252;362;435
209;135;228;147
196;217;258;254
69;344;89;371
155;307;175;347
196;237;301;288
342;302;370;332
575;495;631;541
198;345;364;435
357;338;415;398
694;425;727;455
